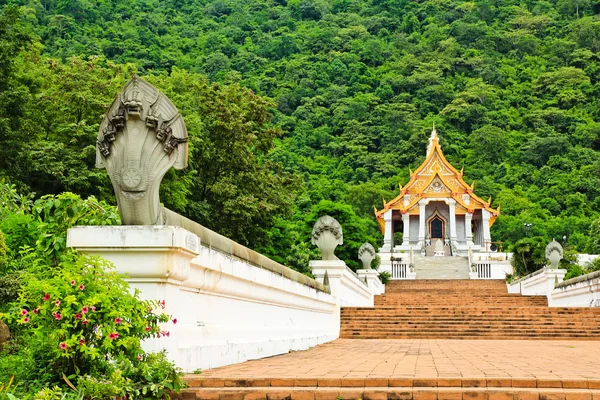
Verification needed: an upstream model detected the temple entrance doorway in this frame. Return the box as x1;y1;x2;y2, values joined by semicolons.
430;216;444;239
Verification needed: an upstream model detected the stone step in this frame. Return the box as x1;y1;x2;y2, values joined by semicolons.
184;375;600;389
180;377;600;399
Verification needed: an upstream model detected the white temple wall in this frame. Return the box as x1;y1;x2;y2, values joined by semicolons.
67;226;346;372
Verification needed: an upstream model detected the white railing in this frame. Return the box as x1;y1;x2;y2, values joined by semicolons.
475;263;492;279
391;261;408;279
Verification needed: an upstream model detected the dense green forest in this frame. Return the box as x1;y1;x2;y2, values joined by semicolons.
1;0;600;272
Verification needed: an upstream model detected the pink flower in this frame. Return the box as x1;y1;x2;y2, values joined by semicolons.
81;306;89;314
54;313;62;321
172;318;177;324
145;326;151;332
75;313;82;320
137;355;142;361
91;306;96;311
44;294;50;301
70;280;76;286
54;300;61;306
33;308;39;314
109;332;119;340
23;317;30;323
20;309;28;316
82;319;89;325
79;339;86;346
78;284;85;291
159;300;166;309
115;317;122;325
59;342;67;350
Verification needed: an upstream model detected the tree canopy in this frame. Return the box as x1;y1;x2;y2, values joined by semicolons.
1;0;600;272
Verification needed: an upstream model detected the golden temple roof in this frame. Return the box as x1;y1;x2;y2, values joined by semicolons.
374;127;500;232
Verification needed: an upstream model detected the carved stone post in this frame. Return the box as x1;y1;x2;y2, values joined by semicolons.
358;243;376;270
311;215;343;260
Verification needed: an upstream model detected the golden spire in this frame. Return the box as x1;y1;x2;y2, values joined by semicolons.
426;124;438;155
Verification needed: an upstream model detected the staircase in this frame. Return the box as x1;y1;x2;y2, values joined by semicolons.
413;255;470;279
340;280;600;339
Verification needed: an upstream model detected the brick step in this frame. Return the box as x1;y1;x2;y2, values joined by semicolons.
341;322;600;327
341;314;600;319
375;290;546;299
374;297;544;300
341;323;600;328
184;376;600;389
341;331;600;337
371;304;549;307
375;294;541;297
341;307;600;318
340;334;600;340
179;385;600;400
341;320;600;326
343;307;600;312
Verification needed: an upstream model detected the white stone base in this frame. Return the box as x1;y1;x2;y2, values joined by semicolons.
68;226;339;372
357;269;384;295
310;260;375;307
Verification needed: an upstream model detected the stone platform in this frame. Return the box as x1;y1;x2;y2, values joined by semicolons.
182;339;600;399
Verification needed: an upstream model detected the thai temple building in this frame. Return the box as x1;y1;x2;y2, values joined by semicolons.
375;127;500;261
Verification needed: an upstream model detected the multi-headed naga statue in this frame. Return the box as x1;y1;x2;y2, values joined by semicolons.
96;77;188;225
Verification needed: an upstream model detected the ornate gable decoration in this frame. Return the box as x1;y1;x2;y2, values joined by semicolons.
424;176;451;194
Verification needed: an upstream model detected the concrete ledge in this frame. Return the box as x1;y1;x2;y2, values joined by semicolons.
556;270;600;289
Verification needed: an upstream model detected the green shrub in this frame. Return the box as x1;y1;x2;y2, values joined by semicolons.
0;272;22;307
564;265;585;280
585;257;600;273
378;271;391;284
0;252;182;397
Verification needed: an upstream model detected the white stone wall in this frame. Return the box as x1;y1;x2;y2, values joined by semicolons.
551;271;600;307
67;226;341;372
310;260;375;307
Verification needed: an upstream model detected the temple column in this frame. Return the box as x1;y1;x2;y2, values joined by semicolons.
482;209;492;251
465;211;474;246
402;211;410;247
448;199;457;245
382;210;393;251
417;199;426;247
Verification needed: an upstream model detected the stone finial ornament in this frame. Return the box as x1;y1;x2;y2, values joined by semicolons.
545;239;564;269
96;77;188;225
358;242;376;269
311;215;343;260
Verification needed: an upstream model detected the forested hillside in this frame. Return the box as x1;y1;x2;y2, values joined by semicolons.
1;0;600;272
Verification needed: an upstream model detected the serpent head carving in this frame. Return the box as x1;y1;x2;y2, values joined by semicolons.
96;77;188;225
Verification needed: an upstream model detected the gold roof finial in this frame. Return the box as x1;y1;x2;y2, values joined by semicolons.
427;123;438;155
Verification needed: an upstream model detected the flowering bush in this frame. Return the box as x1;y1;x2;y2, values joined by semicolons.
0;251;183;397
